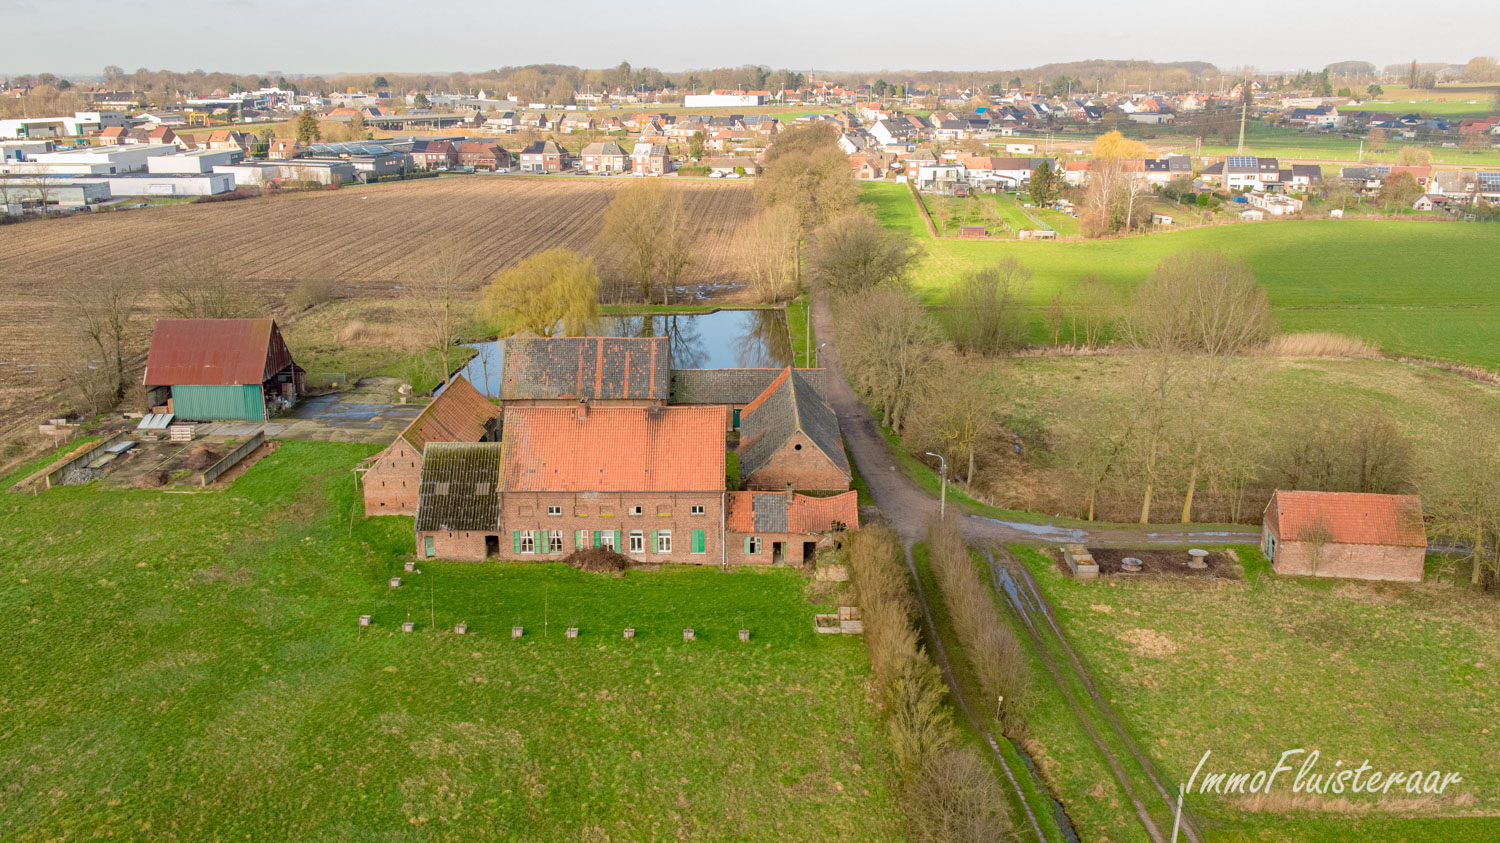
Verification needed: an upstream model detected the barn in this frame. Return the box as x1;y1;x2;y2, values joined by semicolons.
360;375;500;516
738;367;851;492
1261;490;1427;582
143;319;304;421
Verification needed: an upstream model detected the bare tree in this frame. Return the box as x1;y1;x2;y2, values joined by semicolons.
53;274;142;411
947;258;1031;355
807;210;922;299
840;287;943;436
402;239;472;381
755;122;862;284
160;253;263;319
740;205;800;303
595;180;695;304
1425;419;1500;587
1072;274;1120;348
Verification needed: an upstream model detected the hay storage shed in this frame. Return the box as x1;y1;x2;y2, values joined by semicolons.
143;318;304;421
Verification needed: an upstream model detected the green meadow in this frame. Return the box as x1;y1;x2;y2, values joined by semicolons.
863;182;1500;369
0;442;902;840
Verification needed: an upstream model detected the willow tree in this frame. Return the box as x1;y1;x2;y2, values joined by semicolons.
480;248;599;337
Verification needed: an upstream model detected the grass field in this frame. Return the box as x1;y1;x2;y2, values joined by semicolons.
1010;544;1500;841
862;181;1500;370
0;441;903;840
1340;84;1500;120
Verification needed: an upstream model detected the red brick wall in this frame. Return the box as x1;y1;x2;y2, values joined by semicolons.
723;531;842;566
364;440;422;516
415;530;494;562
498;491;724;565
743;432;850;492
1271;540;1424;582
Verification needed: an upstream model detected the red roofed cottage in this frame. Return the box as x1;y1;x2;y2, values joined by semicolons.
1261;490;1427;582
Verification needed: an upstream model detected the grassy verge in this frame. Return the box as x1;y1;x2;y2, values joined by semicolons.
1011;543;1500;841
0;441;903;839
786;291;814;367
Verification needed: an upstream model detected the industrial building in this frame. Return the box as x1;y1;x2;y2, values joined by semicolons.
146;149;244;174
73;173;236;197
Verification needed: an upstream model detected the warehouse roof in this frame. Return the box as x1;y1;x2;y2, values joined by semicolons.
738;368;849;483
399;375;499;452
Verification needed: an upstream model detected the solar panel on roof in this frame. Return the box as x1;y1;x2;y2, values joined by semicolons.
1227;155;1257;168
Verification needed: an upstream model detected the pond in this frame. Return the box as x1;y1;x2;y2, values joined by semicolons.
452;309;795;397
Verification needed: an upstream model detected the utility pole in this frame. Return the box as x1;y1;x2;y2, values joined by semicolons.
1237;83;1249;154
925;452;948;518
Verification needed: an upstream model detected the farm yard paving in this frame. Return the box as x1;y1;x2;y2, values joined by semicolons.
0;176;754;431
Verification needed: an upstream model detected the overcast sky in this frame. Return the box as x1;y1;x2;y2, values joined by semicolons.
4;0;1498;78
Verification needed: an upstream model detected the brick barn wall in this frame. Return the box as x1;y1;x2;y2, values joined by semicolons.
415;530;495;562
499;491;724;565
724;531;842;566
1272;541;1424;582
743;432;850;492
364;440;422;516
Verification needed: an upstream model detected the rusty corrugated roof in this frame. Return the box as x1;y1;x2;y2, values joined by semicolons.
144;318;295;387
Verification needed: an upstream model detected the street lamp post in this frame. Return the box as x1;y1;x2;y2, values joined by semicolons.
924;452;947;518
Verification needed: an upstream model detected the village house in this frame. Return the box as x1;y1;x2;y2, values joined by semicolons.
499;336;670;406
1261;490;1427;582
631;142;671;176
579;140;631;173
267;137;302;160
456;141;512;171
407;139;458;170
205;129;252;154
738;367;851;492
361;375;500;516
518;139;569;172
142;319;304;422
706;156;761;176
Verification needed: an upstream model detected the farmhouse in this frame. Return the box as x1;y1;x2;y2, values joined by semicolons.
361;375;500;516
1261;490;1427;582
142;319;304;421
499;336;670;405
415;405;727;562
738;367;851;492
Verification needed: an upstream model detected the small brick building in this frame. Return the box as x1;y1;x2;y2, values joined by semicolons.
738;368;851;492
1261;490;1427;582
361;375;499;516
725;490;858;566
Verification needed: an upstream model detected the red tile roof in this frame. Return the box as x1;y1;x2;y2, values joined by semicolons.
790;491;858;532
501;405;725;492
144;319;296;386
725;490;859;533
400;375;500;451
1265;491;1425;548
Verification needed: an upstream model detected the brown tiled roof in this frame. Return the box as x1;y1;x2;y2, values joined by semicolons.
399;375;500;451
739;368;849;483
500;337;669;402
726;490;858;533
144;319;296;386
669;368;827;406
1266;491;1425;548
414;442;502;532
501;405;724;492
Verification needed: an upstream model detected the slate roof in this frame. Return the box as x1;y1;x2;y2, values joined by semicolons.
399;375;500;451
726;490;859;533
669;368;827;406
144;318;297;387
414;442;502;532
1265;490;1426;548
1291;164;1323;181
501;405;725;492
500;337;669;402
738;368;850;484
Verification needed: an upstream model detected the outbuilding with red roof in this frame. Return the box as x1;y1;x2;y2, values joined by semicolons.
1261;490;1427;582
143;318;304;421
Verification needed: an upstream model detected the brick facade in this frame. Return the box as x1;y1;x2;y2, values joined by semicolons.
363;439;423;515
743;430;850;492
416;490;725;564
1263;533;1425;582
723;530;843;567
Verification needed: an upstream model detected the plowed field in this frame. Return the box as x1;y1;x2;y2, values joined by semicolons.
0;176;754;429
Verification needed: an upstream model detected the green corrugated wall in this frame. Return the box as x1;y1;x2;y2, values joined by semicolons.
171;384;265;421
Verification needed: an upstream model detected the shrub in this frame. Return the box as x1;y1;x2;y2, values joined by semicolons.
288;278;336;312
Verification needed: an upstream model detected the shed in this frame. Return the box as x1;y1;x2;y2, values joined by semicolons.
143;318;304;421
1261;490;1427;582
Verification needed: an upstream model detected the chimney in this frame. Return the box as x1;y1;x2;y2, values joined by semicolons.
576;397;588;421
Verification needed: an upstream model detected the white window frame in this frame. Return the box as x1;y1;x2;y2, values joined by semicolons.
629;505;643;516
629;530;645;553
690;505;705;516
519;532;535;554
548;530;564;552
656;530;672;553
748;536;762;555
547;505;562;516
600;531;617;551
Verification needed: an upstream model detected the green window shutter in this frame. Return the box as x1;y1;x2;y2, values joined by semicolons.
593;530;601;548
744;536;753;554
533;529;544;549
692;529;705;553
649;530;658;552
424;535;435;558
615;530;622;549
512;531;521;553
